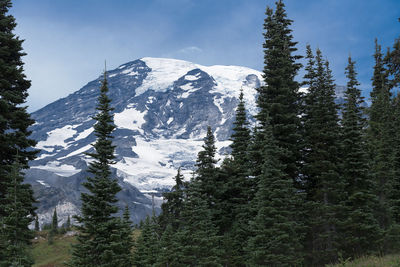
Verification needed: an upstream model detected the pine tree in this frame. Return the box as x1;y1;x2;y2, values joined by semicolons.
302;48;343;265
0;158;36;267
340;56;381;257
133;216;159;266
115;206;134;266
246;120;303;267
387;34;400;87
174;181;223;266
367;40;395;237
0;0;38;219
257;0;302;183
230;89;251;171
216;90;252;265
156;224;176;267
66;215;71;230
69;72;126;266
0;0;37;264
195;126;218;203
159;168;186;230
51;208;58;234
35;215;40;232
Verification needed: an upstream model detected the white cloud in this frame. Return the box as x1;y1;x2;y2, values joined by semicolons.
178;46;203;54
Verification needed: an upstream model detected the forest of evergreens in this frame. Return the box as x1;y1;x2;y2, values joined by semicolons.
1;0;400;266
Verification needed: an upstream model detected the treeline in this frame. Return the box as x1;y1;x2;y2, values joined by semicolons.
134;2;400;267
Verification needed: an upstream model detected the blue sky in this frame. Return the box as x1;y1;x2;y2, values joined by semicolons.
12;0;400;112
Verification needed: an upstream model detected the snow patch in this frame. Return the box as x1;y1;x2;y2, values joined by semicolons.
114;108;147;133
74;128;93;141
36;125;78;152
185;74;198;81
31;161;81;177
137;57;198;95
37;180;50;188
58;144;93;160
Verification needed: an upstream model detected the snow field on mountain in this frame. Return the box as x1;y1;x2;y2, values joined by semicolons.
32;57;263;191
32;160;80;177
36;124;79;152
114;107;147;134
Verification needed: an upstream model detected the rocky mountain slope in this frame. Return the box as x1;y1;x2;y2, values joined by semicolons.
27;57;263;226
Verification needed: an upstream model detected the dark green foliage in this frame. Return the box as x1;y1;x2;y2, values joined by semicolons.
246;121;303;267
173;181;223;267
157;224;176;267
70;73;130;267
195;126;218;206
159;168;186;230
230;89;251;170
51;208;58;234
256;0;302;182
66;215;71;230
387;36;400;87
302;47;343;265
0;0;38;219
0;159;35;267
367;40;396;235
133;216;160;267
215;90;252;265
35;215;39;232
116;206;134;266
41;223;52;231
340;56;381;257
0;0;37;265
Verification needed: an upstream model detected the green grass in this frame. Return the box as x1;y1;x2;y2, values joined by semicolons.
31;231;77;267
30;229;140;267
328;254;400;267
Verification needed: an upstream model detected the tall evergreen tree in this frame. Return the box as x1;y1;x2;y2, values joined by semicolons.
257;0;302;183
302;48;343;265
159;168;186;230
193;126;222;228
51;208;58;234
66;215;71;230
367;40;395;235
230;89;251;170
0;158;36;267
70;72;128;266
115;206;134;266
35;215;40;232
391;95;400;225
216;89;252;265
173;181;223;267
0;0;38;264
387;34;400;87
246;119;303;267
156;224;176;267
340;56;381;257
195;126;218;201
133;216;159;267
0;0;38;218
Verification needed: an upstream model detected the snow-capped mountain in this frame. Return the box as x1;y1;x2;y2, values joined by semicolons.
27;57;350;226
27;57;263;225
